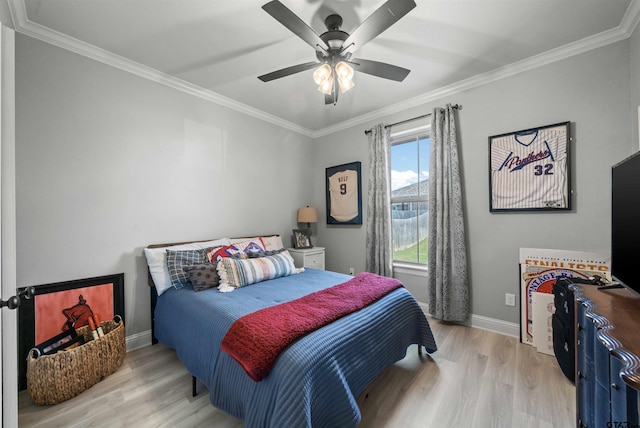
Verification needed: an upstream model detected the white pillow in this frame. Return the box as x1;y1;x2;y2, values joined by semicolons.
261;235;284;251
229;236;264;245
144;238;230;296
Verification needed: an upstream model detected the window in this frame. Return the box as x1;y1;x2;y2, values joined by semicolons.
390;127;430;264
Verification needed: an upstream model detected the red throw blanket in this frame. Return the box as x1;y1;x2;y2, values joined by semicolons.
220;272;403;381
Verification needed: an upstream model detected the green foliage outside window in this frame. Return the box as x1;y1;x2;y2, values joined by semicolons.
392;237;428;264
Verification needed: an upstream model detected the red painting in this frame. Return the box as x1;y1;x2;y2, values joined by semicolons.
34;282;114;343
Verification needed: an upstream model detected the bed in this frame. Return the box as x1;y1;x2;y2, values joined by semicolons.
145;235;437;427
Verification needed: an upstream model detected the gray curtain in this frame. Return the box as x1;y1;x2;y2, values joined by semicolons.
428;104;470;321
365;124;393;277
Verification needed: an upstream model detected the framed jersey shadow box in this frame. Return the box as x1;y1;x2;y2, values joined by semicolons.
326;161;362;225
489;121;571;212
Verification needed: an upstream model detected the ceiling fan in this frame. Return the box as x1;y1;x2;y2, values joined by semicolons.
258;0;417;105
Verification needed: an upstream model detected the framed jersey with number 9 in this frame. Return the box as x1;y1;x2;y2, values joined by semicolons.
326;161;362;224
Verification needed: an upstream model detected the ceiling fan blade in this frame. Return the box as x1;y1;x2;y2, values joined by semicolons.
262;0;329;51
350;58;410;82
343;0;416;54
258;61;320;82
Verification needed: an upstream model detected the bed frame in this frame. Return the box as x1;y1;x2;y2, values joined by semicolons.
145;234;427;402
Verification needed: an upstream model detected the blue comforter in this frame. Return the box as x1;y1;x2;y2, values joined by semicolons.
154;268;437;427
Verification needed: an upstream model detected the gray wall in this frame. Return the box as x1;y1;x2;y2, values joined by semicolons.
314;40;637;324
15;34;315;338
0;1;13;29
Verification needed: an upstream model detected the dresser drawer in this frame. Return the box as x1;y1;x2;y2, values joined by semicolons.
305;253;324;269
610;354;640;425
288;247;325;270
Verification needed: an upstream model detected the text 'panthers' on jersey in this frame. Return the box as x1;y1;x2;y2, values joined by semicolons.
490;124;568;209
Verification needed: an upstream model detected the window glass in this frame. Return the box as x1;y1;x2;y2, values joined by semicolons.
390;130;430;264
391;139;419;198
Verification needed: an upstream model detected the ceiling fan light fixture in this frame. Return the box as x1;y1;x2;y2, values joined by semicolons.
335;61;355;93
312;63;332;86
259;0;417;104
318;76;334;95
335;61;354;81
338;76;355;93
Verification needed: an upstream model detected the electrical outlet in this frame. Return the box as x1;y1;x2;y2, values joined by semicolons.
505;293;516;307
349;268;355;275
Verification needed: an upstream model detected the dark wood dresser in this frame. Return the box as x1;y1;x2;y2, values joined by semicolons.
571;282;640;428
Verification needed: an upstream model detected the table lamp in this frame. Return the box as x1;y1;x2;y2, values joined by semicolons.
298;206;318;229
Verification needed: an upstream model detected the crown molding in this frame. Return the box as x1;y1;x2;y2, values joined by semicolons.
621;0;640;37
7;0;315;138
8;0;640;140
314;1;640;138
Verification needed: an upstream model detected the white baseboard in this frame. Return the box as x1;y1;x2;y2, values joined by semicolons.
468;314;520;338
418;301;430;314
126;329;153;352
418;302;520;338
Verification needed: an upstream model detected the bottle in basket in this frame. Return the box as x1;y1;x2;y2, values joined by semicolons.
88;316;99;340
93;313;105;338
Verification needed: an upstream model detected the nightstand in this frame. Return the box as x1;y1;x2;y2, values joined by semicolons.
288;247;325;270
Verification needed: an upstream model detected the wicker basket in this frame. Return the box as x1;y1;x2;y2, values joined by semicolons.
26;317;126;405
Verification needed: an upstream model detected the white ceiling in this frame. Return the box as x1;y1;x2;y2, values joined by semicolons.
9;0;639;136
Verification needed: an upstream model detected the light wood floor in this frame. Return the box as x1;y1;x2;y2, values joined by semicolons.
18;319;575;427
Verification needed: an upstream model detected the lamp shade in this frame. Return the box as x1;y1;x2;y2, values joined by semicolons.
298;206;318;223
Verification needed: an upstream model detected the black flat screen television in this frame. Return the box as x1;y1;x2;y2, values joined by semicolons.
611;151;640;297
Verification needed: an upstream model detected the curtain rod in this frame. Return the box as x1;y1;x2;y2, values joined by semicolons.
364;104;459;135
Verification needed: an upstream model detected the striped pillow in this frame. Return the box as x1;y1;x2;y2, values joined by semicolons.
217;250;300;292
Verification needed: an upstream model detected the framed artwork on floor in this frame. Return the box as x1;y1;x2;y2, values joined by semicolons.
17;273;125;390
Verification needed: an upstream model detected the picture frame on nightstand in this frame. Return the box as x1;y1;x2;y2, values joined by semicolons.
292;229;313;249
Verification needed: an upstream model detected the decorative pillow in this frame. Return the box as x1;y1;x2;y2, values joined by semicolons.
182;251;248;292
166;249;208;289
183;264;220;292
206;240;265;262
207;245;244;262
232;240;266;254
261;235;284;251
144;238;230;295
217;250;301;292
245;248;285;258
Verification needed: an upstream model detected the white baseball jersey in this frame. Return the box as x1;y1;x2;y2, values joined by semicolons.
329;169;358;221
491;124;568;209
